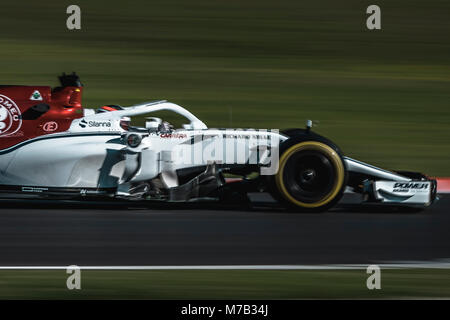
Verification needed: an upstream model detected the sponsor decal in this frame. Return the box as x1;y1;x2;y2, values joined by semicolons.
160;133;187;139
43;121;58;132
223;133;269;139
30;90;43;101
88;120;111;127
378;189;414;200
79;119;111;128
22;186;48;193
0;95;22;137
79;189;103;195
393;182;429;192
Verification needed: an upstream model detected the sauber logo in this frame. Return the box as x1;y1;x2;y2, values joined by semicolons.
0;95;22;137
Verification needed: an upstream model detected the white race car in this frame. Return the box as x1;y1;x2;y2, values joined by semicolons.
0;74;437;211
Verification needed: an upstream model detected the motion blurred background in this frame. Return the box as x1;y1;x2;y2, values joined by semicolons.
0;0;449;175
0;1;449;299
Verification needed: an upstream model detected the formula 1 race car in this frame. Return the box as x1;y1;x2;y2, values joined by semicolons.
0;74;437;211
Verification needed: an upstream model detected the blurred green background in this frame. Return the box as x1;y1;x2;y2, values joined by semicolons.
1;269;449;299
0;0;449;174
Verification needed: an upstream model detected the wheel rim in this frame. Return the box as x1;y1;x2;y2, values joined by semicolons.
283;151;336;203
275;141;345;208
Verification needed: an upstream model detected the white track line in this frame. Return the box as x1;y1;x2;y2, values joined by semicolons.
1;263;450;270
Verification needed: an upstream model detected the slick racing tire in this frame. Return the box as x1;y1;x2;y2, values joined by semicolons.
271;137;347;212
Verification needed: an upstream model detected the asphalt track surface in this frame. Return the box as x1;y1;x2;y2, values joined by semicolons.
0;194;449;266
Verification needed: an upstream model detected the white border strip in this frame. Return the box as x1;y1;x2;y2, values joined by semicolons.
1;263;450;270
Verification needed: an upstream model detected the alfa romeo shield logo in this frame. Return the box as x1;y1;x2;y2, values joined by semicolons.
0;95;22;136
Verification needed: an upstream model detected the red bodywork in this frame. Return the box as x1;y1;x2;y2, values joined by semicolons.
0;83;84;150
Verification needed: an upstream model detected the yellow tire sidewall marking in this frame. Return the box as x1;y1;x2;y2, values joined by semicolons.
275;141;345;208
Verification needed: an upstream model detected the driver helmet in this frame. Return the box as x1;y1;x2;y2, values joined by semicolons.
120;116;131;131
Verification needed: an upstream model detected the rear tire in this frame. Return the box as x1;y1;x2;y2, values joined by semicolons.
271;137;347;212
